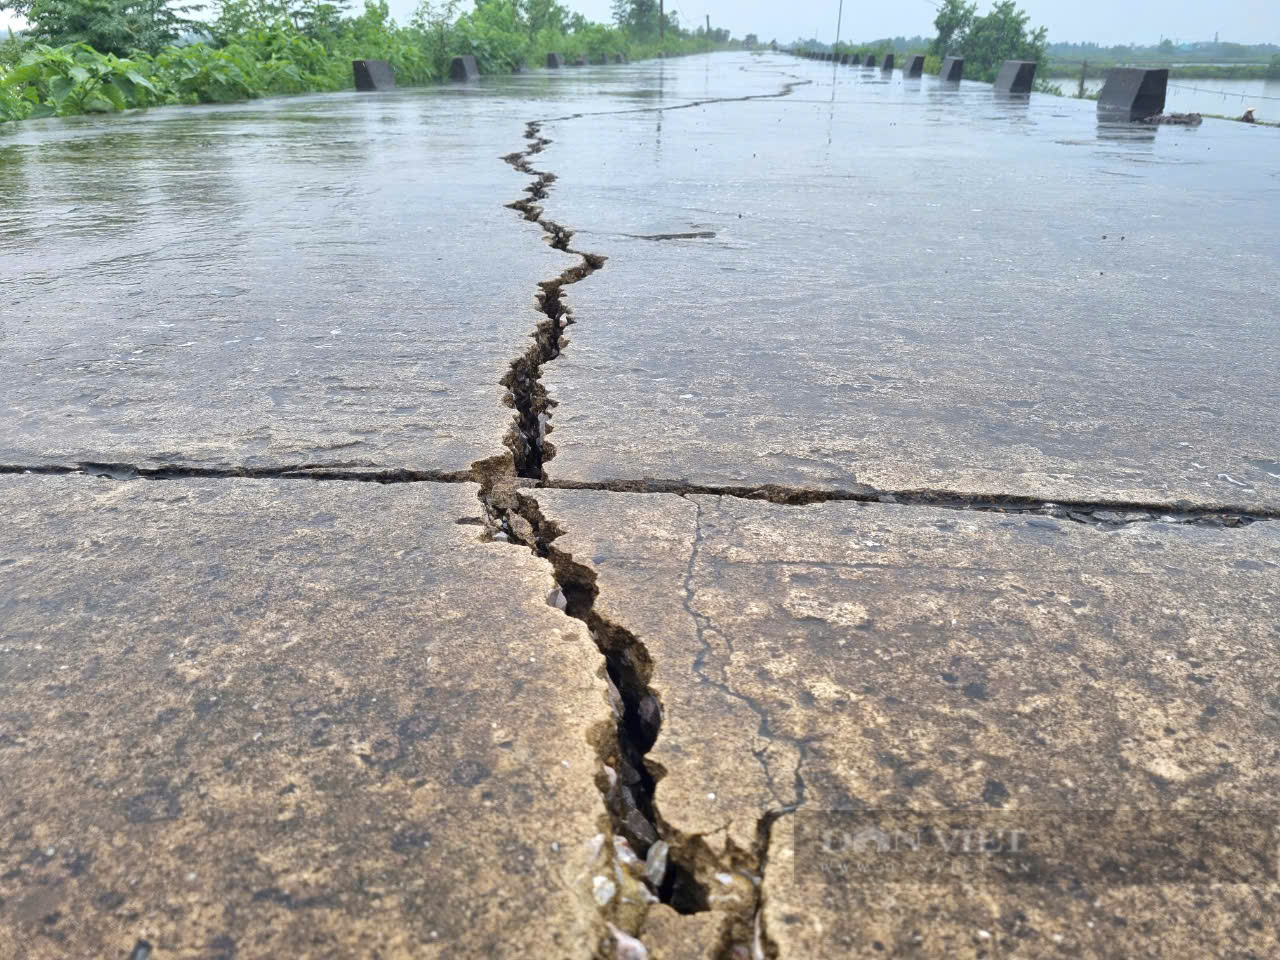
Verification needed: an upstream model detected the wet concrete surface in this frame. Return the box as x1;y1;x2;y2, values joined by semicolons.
537;488;1280;957
3;51;1279;960
0;97;577;473
0;477;611;959
539;56;1280;509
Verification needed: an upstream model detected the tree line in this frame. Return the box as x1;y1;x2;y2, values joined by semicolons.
796;1;1048;85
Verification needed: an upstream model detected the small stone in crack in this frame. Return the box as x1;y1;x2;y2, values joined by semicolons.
614;835;644;874
608;924;649;960
644;840;668;886
637;695;662;742
546;588;567;611
623;809;658;849
593;875;617;906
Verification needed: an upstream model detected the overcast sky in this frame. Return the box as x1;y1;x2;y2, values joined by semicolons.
3;1;1278;46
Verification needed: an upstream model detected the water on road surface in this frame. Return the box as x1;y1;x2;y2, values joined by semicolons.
539;57;1280;508
4;55;1276;506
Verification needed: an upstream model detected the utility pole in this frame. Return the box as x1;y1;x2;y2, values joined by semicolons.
833;0;844;62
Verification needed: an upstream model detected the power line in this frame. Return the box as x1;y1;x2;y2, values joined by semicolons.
1166;81;1280;102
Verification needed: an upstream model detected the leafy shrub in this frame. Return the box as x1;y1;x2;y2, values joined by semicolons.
149;42;258;102
0;0;740;125
3;42;158;116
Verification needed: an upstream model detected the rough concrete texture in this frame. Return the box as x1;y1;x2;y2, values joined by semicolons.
539;57;1280;509
0;477;612;959
536;488;1280;957
765;812;1277;959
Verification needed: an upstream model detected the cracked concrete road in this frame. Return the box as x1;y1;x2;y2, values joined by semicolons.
537;489;1280;957
3;51;1280;960
539;60;1280;509
0;477;612;958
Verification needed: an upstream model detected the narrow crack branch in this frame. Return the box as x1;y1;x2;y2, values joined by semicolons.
679;495;811;960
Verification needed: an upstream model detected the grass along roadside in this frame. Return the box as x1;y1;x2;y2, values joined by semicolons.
0;1;736;125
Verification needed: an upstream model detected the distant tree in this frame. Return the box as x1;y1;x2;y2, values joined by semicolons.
214;0;346;42
743;31;757;48
3;0;203;55
929;0;975;56
520;0;566;36
611;0;655;36
963;2;1046;79
1269;54;1280;79
612;0;678;41
933;0;1046;82
1;25;27;65
1157;37;1174;54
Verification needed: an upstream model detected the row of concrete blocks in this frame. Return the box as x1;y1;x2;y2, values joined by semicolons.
794;50;1170;119
352;52;631;90
796;51;1033;92
544;52;629;69
356;53;1168;122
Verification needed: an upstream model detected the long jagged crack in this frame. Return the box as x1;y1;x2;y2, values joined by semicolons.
484;108;718;951
470;72;1280;960
477;479;716;944
476;90;828;958
493;78;821;483
499;120;607;481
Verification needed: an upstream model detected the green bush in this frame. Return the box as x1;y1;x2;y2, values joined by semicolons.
928;0;1046;83
149;42;259;102
3;41;159;116
0;0;741;125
